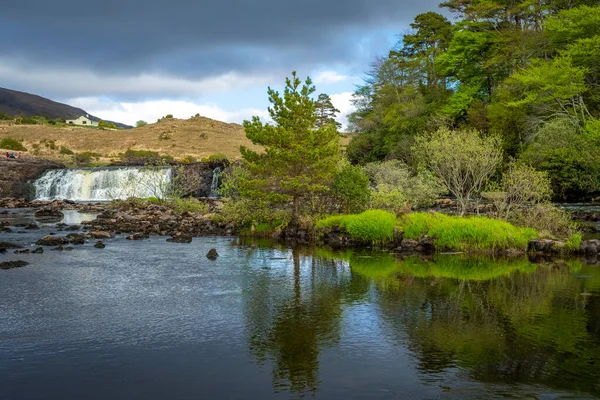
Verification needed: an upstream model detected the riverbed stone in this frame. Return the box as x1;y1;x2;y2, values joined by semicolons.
32;247;44;254
66;233;86;245
36;235;70;246
206;248;219;260
90;230;114;239
94;241;105;249
0;260;29;270
166;233;193;243
0;241;22;251
14;249;30;254
127;233;148;240
34;208;64;222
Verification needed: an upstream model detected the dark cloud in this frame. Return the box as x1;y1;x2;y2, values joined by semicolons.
1;0;444;97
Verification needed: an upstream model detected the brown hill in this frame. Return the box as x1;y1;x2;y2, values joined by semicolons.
0;87;131;129
0;116;260;161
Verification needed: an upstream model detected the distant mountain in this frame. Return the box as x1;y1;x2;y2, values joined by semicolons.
0;87;132;129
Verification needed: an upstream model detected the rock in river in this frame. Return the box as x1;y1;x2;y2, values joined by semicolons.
206;248;219;260
36;235;70;246
0;260;29;270
166;233;193;244
94;241;106;249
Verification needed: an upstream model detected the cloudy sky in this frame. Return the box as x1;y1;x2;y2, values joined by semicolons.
1;0;444;128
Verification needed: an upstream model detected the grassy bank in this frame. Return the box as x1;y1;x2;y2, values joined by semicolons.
318;210;543;252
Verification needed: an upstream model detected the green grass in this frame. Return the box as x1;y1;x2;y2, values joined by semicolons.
565;233;582;252
171;198;209;213
399;212;538;252
317;210;397;244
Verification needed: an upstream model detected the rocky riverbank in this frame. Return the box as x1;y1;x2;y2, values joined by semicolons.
2;197;600;259
0;157;64;198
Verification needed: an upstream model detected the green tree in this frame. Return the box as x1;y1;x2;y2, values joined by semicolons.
415;127;502;215
314;93;341;130
136;120;148;128
240;72;341;221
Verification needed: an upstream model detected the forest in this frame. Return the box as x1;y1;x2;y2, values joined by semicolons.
347;0;600;201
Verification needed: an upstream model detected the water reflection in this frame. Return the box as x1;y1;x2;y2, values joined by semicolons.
238;241;600;398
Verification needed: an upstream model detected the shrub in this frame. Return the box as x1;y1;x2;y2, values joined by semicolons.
136;120;148;128
364;160;446;212
317;210;397;244
0;137;27;151
165;114;173;119
42;139;57;150
201;153;229;163
121;149;160;164
0;112;13;121
158;132;171;140
330;162;371;213
59;146;74;155
180;155;197;164
399;212;538;251
74;151;102;166
509;203;577;239
171;198;208;213
491;162;552;220
415;127;502;215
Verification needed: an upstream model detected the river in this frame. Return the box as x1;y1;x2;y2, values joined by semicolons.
1;209;600;399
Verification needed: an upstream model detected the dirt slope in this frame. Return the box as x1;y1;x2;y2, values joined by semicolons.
0;116;260;161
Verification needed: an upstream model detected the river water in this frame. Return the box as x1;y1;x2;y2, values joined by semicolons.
1;210;600;399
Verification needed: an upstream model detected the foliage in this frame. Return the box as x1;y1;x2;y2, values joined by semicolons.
42;139;57;150
180;155;197;164
0;137;27;151
59;145;74;155
314;93;341;130
330;161;371;214
344;3;600;200
98;120;118;129
239;71;341;221
508;204;578;239
364;160;446;212
121;149;161;164
491;163;552;220
317;210;397;244
520;117;600;198
399;212;538;252
415;127;501;215
170;197;209;214
201;153;229;163
136;120;148;128
73;151;102;166
565;233;583;252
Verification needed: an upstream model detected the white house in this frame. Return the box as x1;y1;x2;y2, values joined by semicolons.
66;115;98;127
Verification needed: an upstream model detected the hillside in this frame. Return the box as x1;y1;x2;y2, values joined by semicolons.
0;115;260;161
0;87;131;129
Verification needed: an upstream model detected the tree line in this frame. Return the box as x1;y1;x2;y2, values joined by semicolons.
346;0;600;200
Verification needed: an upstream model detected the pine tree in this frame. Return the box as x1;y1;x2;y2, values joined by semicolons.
240;72;341;220
315;93;342;130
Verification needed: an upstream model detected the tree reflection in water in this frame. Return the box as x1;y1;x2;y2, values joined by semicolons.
238;240;600;398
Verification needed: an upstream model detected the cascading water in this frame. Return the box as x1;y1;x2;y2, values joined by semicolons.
209;167;222;198
34;167;173;201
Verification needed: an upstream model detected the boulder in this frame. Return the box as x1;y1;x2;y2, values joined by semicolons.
0;260;29;270
416;237;436;254
32;247;44;254
398;239;418;253
34;209;64;222
581;240;600;255
66;234;86;245
90;231;114;239
14;249;30;254
127;233;148;240
206;248;219;260
24;223;39;230
94;241;106;249
0;242;22;251
36;235;70;246
166;234;193;243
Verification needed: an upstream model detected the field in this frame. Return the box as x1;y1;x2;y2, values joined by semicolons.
0;116;260;162
0;116;354;163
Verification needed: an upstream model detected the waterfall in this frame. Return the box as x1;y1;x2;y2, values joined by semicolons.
34;167;173;201
209;167;222;198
